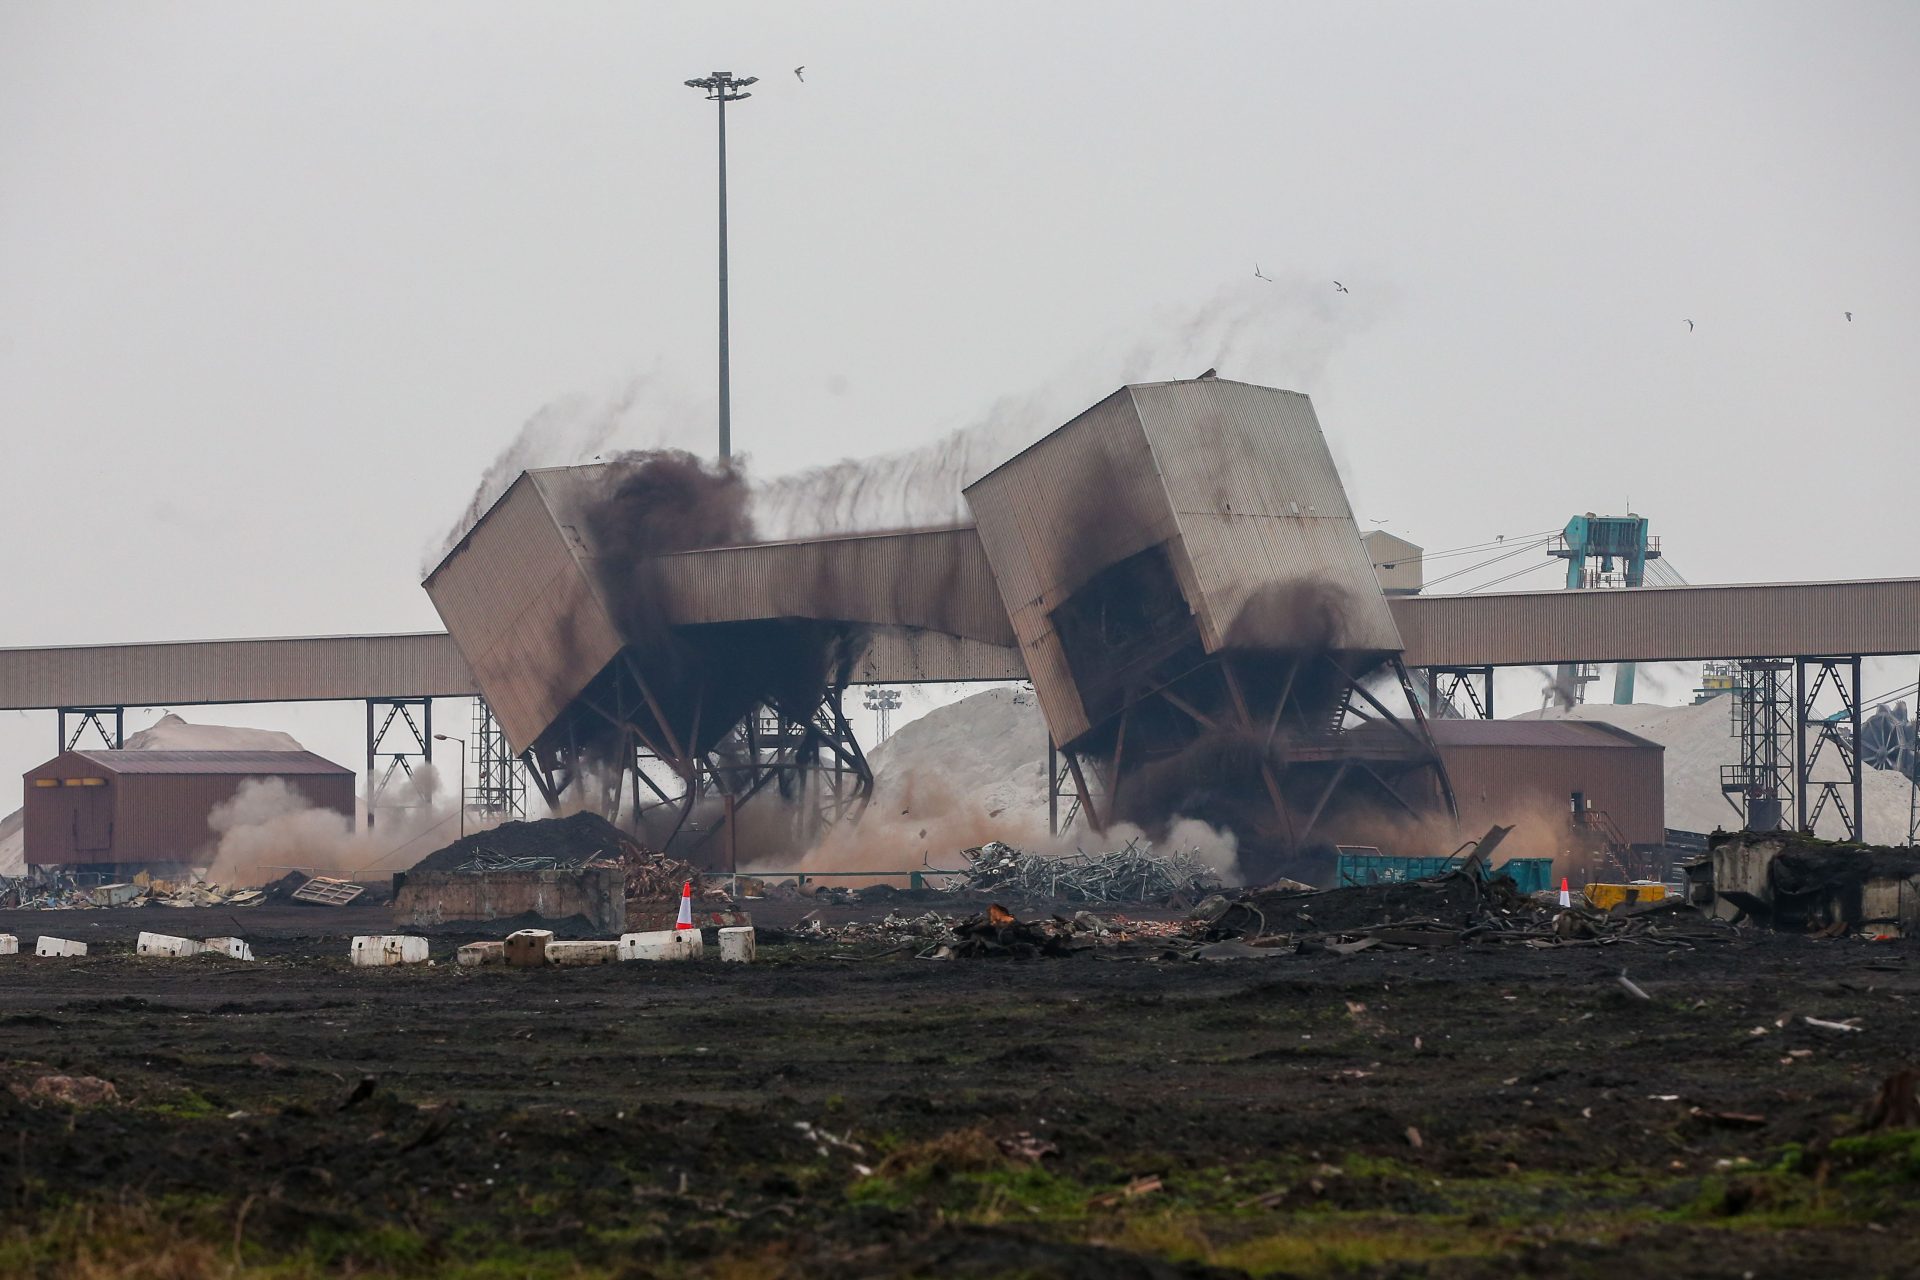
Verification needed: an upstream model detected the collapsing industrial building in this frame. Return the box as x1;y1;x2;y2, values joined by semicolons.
426;378;1457;883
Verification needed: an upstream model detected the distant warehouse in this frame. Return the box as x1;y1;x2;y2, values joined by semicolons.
22;749;353;876
1427;719;1665;855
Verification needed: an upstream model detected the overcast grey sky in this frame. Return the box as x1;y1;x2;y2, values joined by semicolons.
3;2;1917;813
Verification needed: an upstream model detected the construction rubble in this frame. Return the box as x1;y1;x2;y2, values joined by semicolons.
947;839;1222;905
0;870;273;911
392;813;727;934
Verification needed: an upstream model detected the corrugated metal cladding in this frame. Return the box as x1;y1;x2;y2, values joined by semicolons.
1431;719;1665;847
0;633;475;711
851;628;1027;684
22;749;354;868
964;387;1180;742
1392;579;1920;668
1131;380;1398;653
643;527;1016;646
964;379;1394;744
68;749;352;775
423;470;626;754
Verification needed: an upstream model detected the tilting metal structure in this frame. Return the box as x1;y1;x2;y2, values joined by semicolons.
426;380;1457;869
963;380;1455;878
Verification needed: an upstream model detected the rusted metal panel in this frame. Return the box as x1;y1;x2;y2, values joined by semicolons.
0;633;475;711
23;750;354;868
423;470;626;753
1393;579;1920;667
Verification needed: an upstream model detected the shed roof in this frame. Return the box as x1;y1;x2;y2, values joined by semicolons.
1426;719;1661;751
51;750;353;777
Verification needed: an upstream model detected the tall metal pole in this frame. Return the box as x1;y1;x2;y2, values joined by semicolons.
686;71;756;461
716;88;730;460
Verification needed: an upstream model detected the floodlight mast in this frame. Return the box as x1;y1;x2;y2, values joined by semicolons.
683;72;757;461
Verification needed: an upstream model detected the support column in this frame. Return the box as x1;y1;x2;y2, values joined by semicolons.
366;697;433;830
471;697;526;820
1795;656;1862;841
57;707;123;751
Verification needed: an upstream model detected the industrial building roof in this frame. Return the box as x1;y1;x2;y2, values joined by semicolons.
1426;720;1661;751
50;750;353;776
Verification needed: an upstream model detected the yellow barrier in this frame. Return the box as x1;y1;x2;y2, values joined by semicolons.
1582;882;1668;911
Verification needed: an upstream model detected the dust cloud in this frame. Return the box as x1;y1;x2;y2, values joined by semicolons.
201;774;475;887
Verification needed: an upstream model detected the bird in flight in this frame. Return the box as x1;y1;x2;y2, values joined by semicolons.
1253;263;1271;282
1333;281;1349;293
1846;311;1853;322
794;66;805;82
1684;319;1694;332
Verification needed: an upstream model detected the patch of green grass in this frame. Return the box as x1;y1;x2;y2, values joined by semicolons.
1829;1129;1920;1185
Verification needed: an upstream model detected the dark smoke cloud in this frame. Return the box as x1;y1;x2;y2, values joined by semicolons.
551;451;866;858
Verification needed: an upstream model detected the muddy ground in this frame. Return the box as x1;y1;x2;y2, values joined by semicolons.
1;902;1918;1278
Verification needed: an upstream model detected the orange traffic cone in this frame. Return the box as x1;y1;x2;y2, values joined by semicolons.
675;880;696;931
1558;876;1572;909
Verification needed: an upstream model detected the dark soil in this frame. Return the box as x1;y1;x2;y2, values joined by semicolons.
1;902;1917;1278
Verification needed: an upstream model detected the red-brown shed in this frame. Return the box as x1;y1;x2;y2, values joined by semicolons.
23;749;354;872
1427;719;1665;848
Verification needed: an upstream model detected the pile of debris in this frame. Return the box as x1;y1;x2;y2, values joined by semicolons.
948;839;1221;906
791;905;1194;958
394;813;721;934
3;872;269;911
1197;868;1733;954
409;812;704;900
412;813;654;873
1703;833;1920;935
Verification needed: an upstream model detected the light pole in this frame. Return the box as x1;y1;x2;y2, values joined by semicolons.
433;733;467;839
863;688;903;742
683;70;757;461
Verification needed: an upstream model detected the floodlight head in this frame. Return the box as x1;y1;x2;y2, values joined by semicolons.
738;76;758;86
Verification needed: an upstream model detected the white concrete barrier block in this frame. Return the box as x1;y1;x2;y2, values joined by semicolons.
457;941;505;967
718;926;756;963
545;940;620;967
505;929;554;968
202;937;255;961
35;937;87;957
136;932;204;958
0;934;18;955
620;929;690;961
349;935;429;966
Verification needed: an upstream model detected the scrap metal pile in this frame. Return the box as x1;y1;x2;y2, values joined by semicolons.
1;873;268;911
409;811;701;900
1198;869;1734;955
947;839;1222;906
